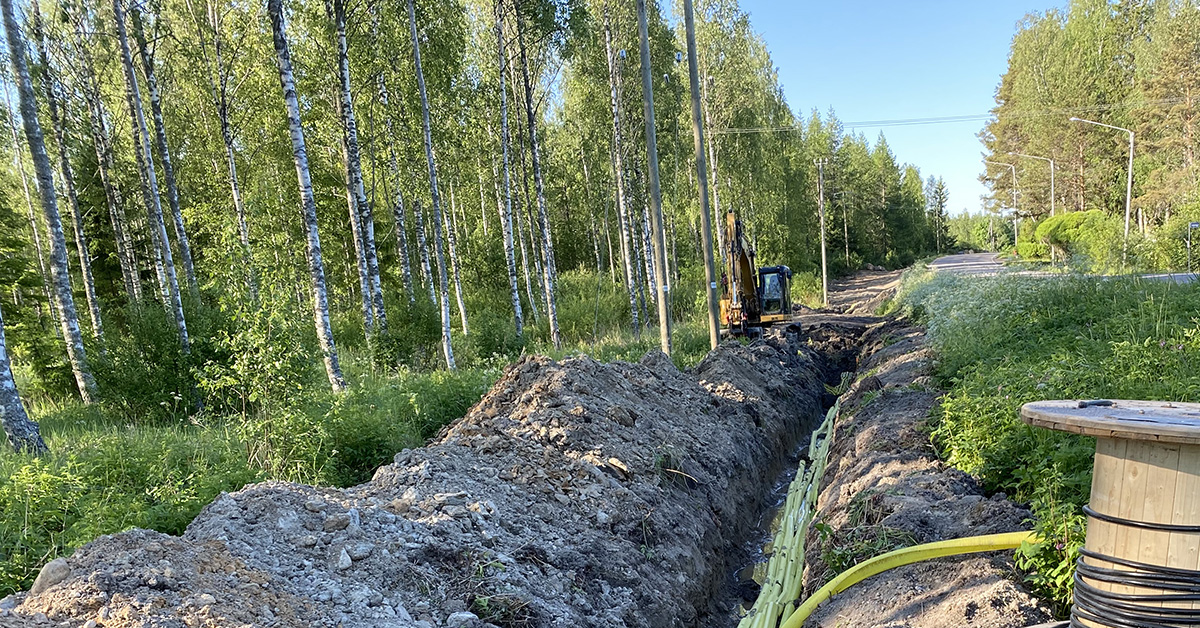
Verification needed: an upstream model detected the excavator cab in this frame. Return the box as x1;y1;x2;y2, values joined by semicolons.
758;265;793;325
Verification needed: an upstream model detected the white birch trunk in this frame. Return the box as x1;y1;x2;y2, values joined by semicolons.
32;0;102;342
3;0;96;402
73;11;140;303
377;76;414;303
129;6;197;295
0;302;46;453
191;0;254;297
445;180;468;335
604;13;640;336
408;0;454;368
331;0;386;331
267;0;345;392
513;4;560;348
340;138;374;332
114;0;189;355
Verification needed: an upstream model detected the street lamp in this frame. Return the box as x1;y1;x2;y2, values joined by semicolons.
985;160;1018;250
1071;117;1134;265
1008;152;1055;217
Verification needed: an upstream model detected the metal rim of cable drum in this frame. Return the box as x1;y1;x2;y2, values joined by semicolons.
1020;400;1200;628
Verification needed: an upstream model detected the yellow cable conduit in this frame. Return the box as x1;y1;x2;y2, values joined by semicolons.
736;398;1038;628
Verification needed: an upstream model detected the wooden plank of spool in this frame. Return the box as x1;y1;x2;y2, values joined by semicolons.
1082;437;1125;627
1167;444;1200;610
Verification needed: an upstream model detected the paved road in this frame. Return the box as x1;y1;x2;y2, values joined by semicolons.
927;252;1004;275
929;252;1196;283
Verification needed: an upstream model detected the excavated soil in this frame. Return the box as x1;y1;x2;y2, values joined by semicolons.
0;328;835;628
1;271;1060;628
798;319;1055;627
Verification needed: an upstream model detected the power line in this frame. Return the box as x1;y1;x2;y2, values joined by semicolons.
709;97;1190;136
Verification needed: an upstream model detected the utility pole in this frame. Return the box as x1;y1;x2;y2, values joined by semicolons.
637;0;670;355
986;160;1017;248
1071;117;1133;266
683;0;719;349
814;157;828;306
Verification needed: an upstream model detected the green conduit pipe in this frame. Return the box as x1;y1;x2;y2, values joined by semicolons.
777;530;1038;628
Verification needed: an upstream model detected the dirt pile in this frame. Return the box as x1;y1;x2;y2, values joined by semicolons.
1;331;830;628
799;320;1054;627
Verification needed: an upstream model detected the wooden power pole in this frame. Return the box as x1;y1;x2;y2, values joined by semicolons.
637;0;671;355
683;0;720;350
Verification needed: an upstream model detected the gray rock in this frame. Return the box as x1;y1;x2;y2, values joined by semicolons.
29;558;70;595
446;611;481;628
347;542;374;561
324;513;351;532
0;596;16;610
82;620;98;628
304;500;326;513
336;548;352;570
195;593;216;607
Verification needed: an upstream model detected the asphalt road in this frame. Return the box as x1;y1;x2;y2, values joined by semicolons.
929;252;1196;283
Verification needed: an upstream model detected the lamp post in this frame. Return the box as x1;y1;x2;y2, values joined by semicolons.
985;160;1017;249
1008;152;1054;217
1071;117;1134;265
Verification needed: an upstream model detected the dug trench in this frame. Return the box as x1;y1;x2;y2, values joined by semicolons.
2;310;867;628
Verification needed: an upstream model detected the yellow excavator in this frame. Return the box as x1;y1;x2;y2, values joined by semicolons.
719;211;794;337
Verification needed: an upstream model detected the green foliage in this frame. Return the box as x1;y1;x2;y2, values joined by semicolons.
1034;210;1124;272
891;269;1200;606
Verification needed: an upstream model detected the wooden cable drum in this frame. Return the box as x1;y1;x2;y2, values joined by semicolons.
1021;400;1200;628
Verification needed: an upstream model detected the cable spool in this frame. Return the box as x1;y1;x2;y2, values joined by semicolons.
1021;400;1200;628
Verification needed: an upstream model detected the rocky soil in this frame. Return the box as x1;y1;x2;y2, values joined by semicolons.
1;327;834;628
798;318;1055;627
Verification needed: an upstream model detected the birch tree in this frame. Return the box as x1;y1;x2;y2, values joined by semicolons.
187;0;254;297
377;75;413;303
129;4;198;294
114;0;190;353
408;0;454;369
604;9;639;336
445;181;468;335
70;3;141;304
31;0;102;341
267;0;346;392
331;0;385;332
513;0;560;348
495;0;522;338
0;302;45;454
2;0;97;402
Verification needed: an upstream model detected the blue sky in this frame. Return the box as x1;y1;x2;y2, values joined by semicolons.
736;0;1061;215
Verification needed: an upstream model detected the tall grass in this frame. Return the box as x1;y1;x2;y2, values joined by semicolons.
890;268;1200;608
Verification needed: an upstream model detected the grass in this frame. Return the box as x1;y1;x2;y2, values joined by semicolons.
888;266;1200;609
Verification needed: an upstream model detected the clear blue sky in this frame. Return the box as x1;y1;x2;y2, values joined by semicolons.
736;0;1061;215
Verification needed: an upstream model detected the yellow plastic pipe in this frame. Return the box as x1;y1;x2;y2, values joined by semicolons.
779;530;1037;628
